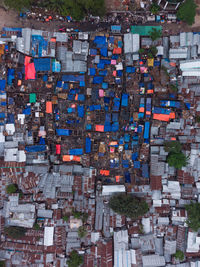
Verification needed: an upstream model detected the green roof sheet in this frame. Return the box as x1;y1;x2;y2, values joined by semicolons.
29;93;36;103
131;26;162;36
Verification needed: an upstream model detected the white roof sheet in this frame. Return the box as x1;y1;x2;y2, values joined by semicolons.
44;227;54;246
102;185;125;195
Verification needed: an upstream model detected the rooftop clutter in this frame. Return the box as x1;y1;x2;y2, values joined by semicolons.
0;25;200;267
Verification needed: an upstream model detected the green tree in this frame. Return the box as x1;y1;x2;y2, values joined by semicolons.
138;48;145;55
196;116;200;123
150;2;160;14
177;0;197;25
78;226;87;238
82;213;88;223
150;46;158;57
164;141;182;153
0;261;5;267
63;215;69;222
33;223;40;230
149;28;162;41
4;226;27;239
185;202;200;231
6;184;18;194
67;250;83;267
174;250;184;261
4;0;31;11
72;210;82;219
167;151;187;169
109;194;148;219
170;84;178;92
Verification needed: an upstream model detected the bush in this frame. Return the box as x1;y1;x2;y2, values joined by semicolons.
42;0;105;20
6;184;18;194
170;84;178;92
78;226;87;238
138;48;145;54
174;250;184;261
149;28;162;41
4;226;27;239
4;0;31;11
33;223;40;230
63;215;69;222
177;0;197;25
167;151;187;169
0;261;5;267
185;202;200;231
196;116;200;123
164;141;182;153
67;250;83;267
150;46;158;57
150;2;160;14
109;194;148;219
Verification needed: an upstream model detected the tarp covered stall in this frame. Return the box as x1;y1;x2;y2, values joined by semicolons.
46;101;52;113
56;129;72;136
85;137;91;153
69;148;83;155
25;145;46;152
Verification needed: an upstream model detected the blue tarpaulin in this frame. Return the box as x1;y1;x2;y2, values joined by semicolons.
69;148;83;155
25;145;46;152
99;70;107;76
23;107;31;115
0;113;5;119
34;58;51;72
7;113;14;123
144;122;150;139
100;48;107;57
62;75;85;82
94;36;106;45
7;69;15;85
142;164;149;178
153;107;171;114
0;80;6;91
78;106;84;118
126;67;135;73
121;94;129;107
85;137;91;153
132;152;138;161
111;25;121;31
90;49;97;55
39;137;45;145
102;83;108;89
89;68;96;76
125;172;131;183
56;129;72;136
93;76;104;84
134;161;140;169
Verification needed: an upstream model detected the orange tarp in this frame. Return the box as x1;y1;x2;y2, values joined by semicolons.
169;112;175;119
116;176;120;182
171;137;176;140
139;107;144;113
109;141;118;146
100;170;110;176
46;101;52;113
25;56;36;80
95;125;104;132
147;90;154;94
146;111;151;115
153;114;170;121
63;155;81;162
113;48;122;54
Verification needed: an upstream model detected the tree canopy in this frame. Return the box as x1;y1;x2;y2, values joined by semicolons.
174;250;184;261
167;151;187;169
78;226;87;238
149;28;162;41
109;194;148;219
0;261;5;267
185;202;200;231
6;184;18;194
164;141;182;153
177;0;197;25
150;2;160;15
165;141;187;169
67;250;84;267
42;0;105;20
4;0;31;11
4;226;27;239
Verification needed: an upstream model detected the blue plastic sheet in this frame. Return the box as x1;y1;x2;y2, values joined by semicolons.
0;80;6;91
85;137;91;153
93;76;104;84
69;148;83;155
56;129;72;136
25;145;46;152
78;106;84;118
34;58;51;72
144;122;150;139
23;107;31;115
121;94;129;107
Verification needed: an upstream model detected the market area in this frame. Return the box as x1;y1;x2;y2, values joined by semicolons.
0;25;200;266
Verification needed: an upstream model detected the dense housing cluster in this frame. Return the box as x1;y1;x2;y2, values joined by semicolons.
0;25;200;266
